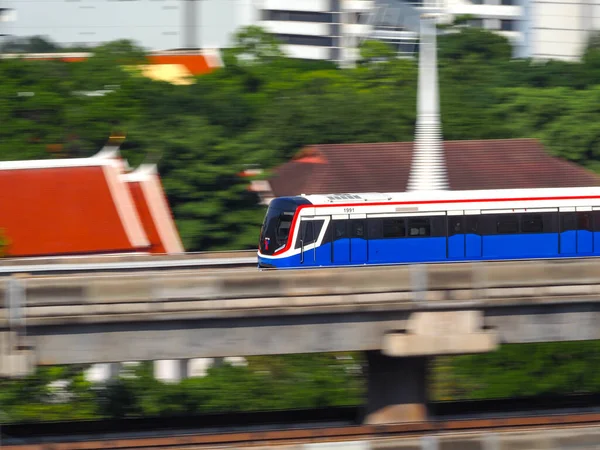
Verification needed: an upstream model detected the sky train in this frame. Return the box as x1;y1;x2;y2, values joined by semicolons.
257;186;600;269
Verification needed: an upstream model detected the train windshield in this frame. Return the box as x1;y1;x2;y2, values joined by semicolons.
259;197;310;255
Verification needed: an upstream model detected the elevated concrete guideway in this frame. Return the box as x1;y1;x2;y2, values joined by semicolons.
0;250;258;275
1;257;600;361
2;256;600;424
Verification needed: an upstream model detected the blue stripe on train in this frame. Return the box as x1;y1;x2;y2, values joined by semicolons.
258;232;600;269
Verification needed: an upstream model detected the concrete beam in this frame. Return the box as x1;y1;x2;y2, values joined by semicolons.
0;332;35;377
382;310;498;357
28;312;409;365
1;260;600;367
22;302;600;366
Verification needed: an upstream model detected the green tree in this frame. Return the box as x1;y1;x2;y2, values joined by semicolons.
227;25;285;66
438;25;513;65
358;40;397;65
0;36;60;54
121;116;264;251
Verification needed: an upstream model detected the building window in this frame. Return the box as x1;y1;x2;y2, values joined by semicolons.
500;19;517;31
351;12;366;24
468;18;484;27
274;34;333;47
0;8;17;22
501;0;518;5
262;10;333;23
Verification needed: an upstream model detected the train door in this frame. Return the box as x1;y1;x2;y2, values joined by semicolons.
447;212;465;259
332;215;350;265
349;217;367;264
576;208;593;254
559;208;576;255
559;208;593;255
298;218;316;266
594;209;600;254
464;210;482;259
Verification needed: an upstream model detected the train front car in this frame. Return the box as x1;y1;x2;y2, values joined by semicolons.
258;196;312;269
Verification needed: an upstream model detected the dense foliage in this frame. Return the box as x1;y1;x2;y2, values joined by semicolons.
3;25;600;422
4;342;600;423
4;26;600;251
0;355;364;422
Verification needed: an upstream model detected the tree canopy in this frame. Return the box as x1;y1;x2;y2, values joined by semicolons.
4;26;600;252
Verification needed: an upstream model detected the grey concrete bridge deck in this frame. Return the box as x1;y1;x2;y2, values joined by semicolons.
0;258;599;368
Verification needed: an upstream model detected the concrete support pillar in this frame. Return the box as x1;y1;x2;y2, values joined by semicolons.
364;351;429;425
85;363;121;383
225;356;248;367
121;361;141;378
154;359;189;383
188;358;214;377
186;357;248;377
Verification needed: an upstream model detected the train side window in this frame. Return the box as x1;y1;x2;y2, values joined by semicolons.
561;212;594;231
578;212;592;231
521;214;543;233
333;220;347;240
383;218;405;238
496;214;519;234
367;219;383;239
313;220;324;242
321;221;333;245
429;216;446;237
294;220;323;248
302;221;314;245
465;215;480;235
561;212;577;231
479;214;497;235
542;213;559;233
351;220;365;239
594;211;600;231
407;218;430;237
447;216;464;236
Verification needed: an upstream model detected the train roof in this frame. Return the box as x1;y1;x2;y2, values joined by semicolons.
298;186;600;206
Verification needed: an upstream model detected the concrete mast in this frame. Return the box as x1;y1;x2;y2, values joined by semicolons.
406;13;448;191
183;0;199;49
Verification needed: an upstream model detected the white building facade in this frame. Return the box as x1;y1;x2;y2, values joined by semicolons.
257;0;421;66
0;0;257;51
526;0;600;61
0;0;597;62
258;0;600;65
444;0;600;60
